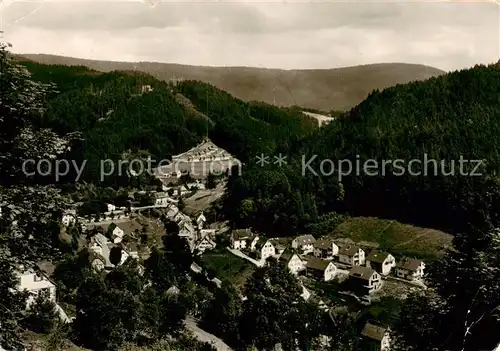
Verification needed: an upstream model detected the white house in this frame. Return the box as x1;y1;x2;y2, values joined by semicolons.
395;258;425;281
107;204;116;212
194;235;217;253
279;251;306;275
339;245;366;266
291;234;316;254
255;239;276;261
109;223;125;244
348;266;382;295
304;256;337;281
165;203;179;218
366;251;396;276
178;221;196;238
141;85;153;93
313;239;339;259
61;209;76;227
196;213;207;229
89;234;113;270
16;267;56;308
154;192;171;206
361;322;391;351
230;229;253;250
200;228;216;237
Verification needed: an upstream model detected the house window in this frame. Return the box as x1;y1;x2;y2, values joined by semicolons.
34;274;43;282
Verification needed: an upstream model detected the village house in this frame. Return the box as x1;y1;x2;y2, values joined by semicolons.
270;238;289;256
125;242;140;259
278;251;306;275
313;238;339;259
291;234;316;254
89;233;130;271
230;229;253;249
347;266;382;295
16;266;56;308
61;209;76;227
338;244;366;266
395;258;425;281
154;192;172;206
254;239;276;261
366;251;396;275
196;212;207;229
174;212;191;224
178;220;196;238
165;203;179;218
304;256;337;281
360;322;391;351
107;223;125;243
193;234;217;253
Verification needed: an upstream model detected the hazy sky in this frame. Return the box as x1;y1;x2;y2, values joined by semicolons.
1;0;498;71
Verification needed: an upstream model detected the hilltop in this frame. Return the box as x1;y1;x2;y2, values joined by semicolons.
16;53;445;112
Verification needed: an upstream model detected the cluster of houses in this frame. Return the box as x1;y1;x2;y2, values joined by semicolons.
84;220;142;271
171;210;217;254
230;232;425;297
62;203;129;227
230;231;404;350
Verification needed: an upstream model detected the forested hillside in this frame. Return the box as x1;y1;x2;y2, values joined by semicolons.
224;62;500;235
18;60;317;186
18;54;445;111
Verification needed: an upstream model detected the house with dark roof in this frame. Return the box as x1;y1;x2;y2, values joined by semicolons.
347;266;382;295
270;237;290;256
360;322;391;351
230;228;254;249
366;250;396;275
254;239;276;260
303;256;337;281
313;238;339;259
395;258;425;281
291;234;316;254
278;250;306;275
339;244;366;266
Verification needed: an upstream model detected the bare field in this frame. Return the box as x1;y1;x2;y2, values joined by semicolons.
331;216;453;259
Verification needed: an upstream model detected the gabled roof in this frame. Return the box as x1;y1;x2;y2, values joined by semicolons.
270;237;291;250
396;258;424;271
361;322;388;341
349;266;377;281
366;250;392;264
339;244;362;256
255;239;273;251
294;234;316;246
231;228;252;240
314;238;334;250
305;256;332;271
153;192;169;198
166;285;180;296
279;250;301;263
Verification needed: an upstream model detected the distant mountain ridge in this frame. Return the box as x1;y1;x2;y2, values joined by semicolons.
16;53;445;112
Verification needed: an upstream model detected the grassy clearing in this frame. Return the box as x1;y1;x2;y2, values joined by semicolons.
330;216;453;260
200;248;255;288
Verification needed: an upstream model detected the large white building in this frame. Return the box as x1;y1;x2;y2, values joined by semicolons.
154;139;241;181
16;267;56;308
